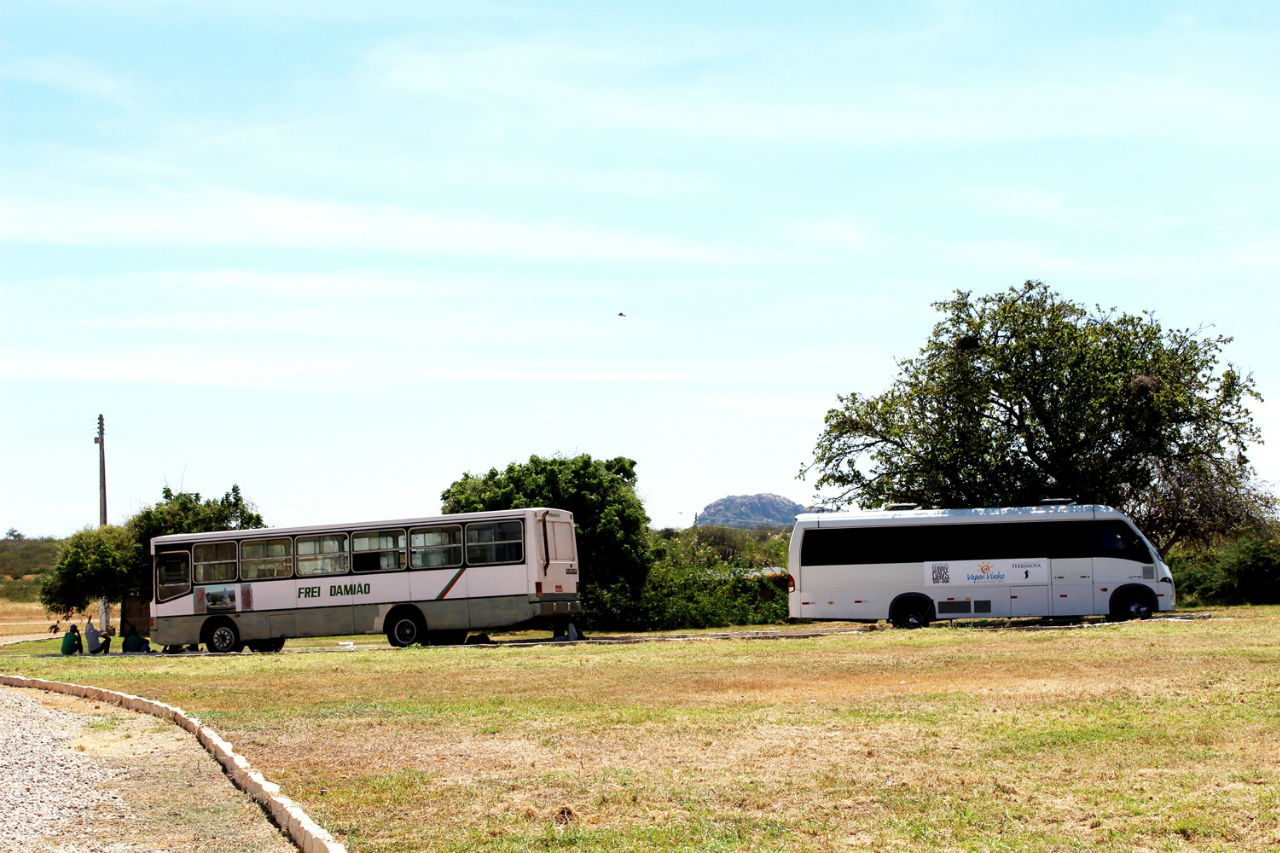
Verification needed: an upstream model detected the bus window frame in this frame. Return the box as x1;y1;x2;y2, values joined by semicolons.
192;541;238;584
351;529;407;573
296;533;350;577
465;520;524;567
409;524;463;569
240;536;295;581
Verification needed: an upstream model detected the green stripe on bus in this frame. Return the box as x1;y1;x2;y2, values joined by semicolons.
436;567;466;600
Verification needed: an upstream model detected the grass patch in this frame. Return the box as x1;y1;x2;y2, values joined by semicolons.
3;607;1279;851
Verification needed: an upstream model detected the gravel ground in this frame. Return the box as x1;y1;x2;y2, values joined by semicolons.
0;686;297;853
0;688;123;849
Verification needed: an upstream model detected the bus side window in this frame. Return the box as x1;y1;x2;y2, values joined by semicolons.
409;525;463;569
297;534;350;576
466;521;524;565
241;538;294;580
352;529;406;573
193;542;238;584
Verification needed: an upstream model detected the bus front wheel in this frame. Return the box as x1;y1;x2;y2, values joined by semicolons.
386;608;426;647
1108;589;1156;622
203;618;243;653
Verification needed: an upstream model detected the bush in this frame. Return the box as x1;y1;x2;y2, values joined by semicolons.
583;525;792;631
1170;532;1280;606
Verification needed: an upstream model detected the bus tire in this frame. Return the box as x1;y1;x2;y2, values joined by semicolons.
248;638;286;653
890;596;934;630
203;618;243;653
1108;587;1156;622
386;607;426;647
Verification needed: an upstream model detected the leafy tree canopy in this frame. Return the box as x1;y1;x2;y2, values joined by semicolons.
808;281;1273;552
440;454;652;597
40;525;137;617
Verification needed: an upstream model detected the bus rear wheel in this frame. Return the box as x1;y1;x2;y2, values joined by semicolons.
203;618;243;653
248;638;286;653
386;608;426;647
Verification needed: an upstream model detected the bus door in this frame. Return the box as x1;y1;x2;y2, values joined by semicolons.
1050;553;1094;616
535;511;579;600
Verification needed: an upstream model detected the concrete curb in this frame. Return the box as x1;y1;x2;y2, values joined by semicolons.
0;673;346;853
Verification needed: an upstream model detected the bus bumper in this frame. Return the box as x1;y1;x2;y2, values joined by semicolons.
533;597;581;617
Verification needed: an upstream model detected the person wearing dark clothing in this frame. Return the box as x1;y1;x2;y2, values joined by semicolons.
121;624;151;654
60;625;83;655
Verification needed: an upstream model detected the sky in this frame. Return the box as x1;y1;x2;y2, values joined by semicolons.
2;1;1279;537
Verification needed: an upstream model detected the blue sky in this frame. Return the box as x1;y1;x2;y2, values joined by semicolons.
2;1;1278;537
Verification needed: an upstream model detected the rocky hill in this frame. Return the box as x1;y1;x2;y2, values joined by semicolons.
697;494;807;529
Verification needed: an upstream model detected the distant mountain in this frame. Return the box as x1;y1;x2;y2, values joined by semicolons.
697;494;807;529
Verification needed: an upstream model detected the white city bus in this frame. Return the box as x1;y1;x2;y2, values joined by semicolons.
150;508;580;652
788;504;1175;628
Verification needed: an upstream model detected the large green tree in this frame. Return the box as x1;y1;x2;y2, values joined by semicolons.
440;454;652;619
808;281;1272;552
40;525;138;618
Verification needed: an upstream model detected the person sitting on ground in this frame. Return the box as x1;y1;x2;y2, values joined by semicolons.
60;624;83;655
121;624;151;654
85;617;111;655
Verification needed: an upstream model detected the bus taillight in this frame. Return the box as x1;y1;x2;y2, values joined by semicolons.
787;574;796;593
535;582;543;597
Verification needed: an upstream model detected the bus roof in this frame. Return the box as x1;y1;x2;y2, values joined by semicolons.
149;507;572;554
794;504;1127;529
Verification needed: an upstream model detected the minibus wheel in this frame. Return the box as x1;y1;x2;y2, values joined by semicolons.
890;597;933;629
1108;588;1156;622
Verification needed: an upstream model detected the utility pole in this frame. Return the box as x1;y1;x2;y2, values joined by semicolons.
95;414;107;526
94;415;110;630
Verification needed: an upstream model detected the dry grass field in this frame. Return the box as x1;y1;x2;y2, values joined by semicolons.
3;608;1279;852
0;599;113;640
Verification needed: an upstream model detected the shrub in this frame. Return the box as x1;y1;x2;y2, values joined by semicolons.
583;525;791;631
1170;532;1280;606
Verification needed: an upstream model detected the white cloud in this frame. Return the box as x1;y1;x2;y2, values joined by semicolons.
362;34;1280;149
0;189;752;263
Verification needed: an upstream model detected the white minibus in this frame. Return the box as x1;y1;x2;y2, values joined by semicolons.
788;504;1174;628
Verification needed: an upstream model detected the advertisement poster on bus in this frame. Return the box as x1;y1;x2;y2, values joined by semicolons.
925;557;1048;587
